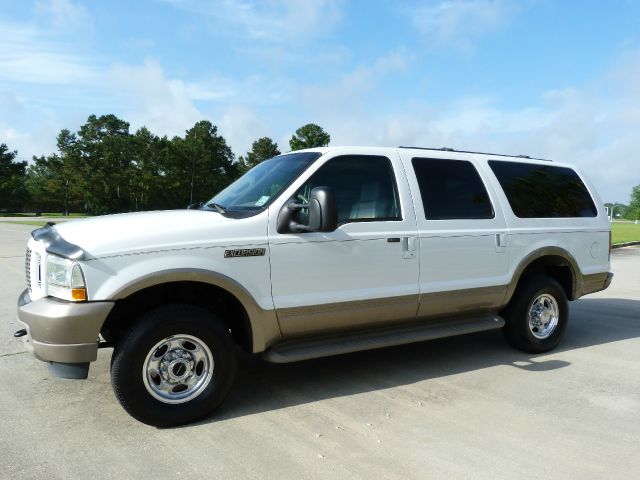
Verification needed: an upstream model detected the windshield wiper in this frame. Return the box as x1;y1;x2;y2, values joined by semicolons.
205;202;226;214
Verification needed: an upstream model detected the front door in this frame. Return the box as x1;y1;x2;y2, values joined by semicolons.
268;150;419;338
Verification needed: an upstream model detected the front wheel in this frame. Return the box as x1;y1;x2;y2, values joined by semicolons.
110;304;237;427
502;275;569;353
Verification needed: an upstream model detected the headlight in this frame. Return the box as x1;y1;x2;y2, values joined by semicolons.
45;255;87;301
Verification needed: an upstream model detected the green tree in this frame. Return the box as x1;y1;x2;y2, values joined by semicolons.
75;114;134;214
238;137;280;172
604;202;628;220
0;143;29;210
289;123;330;151
129;127;168;211
168;120;237;206
628;185;640;220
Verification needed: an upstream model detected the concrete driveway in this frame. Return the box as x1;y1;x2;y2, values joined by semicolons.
1;222;638;479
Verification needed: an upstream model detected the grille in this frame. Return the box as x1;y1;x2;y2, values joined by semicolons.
24;248;42;293
34;252;41;289
25;247;32;292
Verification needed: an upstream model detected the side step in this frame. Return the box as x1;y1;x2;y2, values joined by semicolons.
263;315;505;363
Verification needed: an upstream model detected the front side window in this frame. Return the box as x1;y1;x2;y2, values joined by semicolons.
412;157;494;220
294;155;401;225
488;161;597;218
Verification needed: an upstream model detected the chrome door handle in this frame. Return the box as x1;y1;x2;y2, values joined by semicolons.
402;236;416;259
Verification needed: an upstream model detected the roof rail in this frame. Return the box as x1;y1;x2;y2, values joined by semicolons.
397;146;551;162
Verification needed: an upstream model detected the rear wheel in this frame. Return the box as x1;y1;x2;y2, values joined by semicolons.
110;304;237;427
502;275;569;353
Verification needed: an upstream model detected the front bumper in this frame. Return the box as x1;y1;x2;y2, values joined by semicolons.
17;289;114;364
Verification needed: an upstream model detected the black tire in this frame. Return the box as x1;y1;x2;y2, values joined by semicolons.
110;304;237;427
501;275;569;353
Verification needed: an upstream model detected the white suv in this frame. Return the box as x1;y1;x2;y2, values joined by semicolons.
17;146;613;426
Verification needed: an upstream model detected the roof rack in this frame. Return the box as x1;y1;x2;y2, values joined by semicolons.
397;146;551;162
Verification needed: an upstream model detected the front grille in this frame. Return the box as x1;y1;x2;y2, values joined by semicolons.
25;247;32;292
34;252;41;289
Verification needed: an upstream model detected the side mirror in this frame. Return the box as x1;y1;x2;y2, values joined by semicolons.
277;186;338;234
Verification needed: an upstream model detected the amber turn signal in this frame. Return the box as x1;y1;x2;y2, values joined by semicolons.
71;288;87;301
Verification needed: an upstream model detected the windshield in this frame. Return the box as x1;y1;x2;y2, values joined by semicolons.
205;151;321;214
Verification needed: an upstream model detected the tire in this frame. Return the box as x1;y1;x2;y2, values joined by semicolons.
501;275;569;353
110;304;237;427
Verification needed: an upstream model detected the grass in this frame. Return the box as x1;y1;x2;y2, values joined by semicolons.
0;212;87;218
612;222;640;244
5;221;48;227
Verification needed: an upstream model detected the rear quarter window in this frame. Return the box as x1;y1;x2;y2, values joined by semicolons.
488;161;597;218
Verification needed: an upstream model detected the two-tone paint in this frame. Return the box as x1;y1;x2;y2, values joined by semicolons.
17;146;612;370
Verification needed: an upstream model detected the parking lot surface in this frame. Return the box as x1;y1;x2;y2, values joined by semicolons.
1;222;638;479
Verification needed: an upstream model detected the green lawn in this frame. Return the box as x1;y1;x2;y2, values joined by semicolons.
5;221;48;226
0;212;87;218
612;222;640;244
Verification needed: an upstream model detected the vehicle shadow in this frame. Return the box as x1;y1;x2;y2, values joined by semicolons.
190;297;640;427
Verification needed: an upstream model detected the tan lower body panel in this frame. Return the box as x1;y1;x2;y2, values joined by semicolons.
277;294;419;338
276;285;509;339
31;339;98;363
417;285;508;319
578;271;613;297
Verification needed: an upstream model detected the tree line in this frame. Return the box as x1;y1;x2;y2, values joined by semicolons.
0;115;331;215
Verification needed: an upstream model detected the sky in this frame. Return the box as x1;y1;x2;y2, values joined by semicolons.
1;0;639;203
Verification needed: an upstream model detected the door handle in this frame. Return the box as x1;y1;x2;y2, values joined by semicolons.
402;236;416;259
495;233;507;253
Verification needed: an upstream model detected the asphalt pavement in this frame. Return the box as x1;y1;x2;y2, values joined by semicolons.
0;222;638;479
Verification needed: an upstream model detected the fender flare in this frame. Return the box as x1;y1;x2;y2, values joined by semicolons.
505;247;582;303
110;268;281;353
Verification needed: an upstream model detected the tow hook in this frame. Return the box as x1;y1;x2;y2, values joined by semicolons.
14;329;27;338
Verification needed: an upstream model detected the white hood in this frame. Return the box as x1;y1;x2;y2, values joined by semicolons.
52;210;237;258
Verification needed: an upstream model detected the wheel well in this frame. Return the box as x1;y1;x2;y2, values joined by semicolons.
516;256;575;300
101;281;253;352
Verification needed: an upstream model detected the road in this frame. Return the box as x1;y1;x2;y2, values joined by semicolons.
1;222;638;479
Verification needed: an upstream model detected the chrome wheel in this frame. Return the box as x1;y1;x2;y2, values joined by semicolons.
142;334;214;404
527;294;560;339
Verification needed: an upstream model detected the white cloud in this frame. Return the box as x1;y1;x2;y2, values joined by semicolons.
186;78;237;102
300;51;409;113
34;0;92;28
218;106;275;156
0;121;60;162
0;23;99;86
163;0;343;42
109;60;203;138
410;0;516;50
184;73;292;106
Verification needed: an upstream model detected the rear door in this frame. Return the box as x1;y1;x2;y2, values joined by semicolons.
399;151;510;319
268;149;419;338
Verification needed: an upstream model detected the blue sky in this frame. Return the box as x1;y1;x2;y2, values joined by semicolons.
1;0;639;202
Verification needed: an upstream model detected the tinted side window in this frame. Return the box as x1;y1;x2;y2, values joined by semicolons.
412;158;494;220
295;155;401;224
488;161;597;218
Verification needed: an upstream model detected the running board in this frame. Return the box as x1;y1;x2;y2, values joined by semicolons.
262;315;505;364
